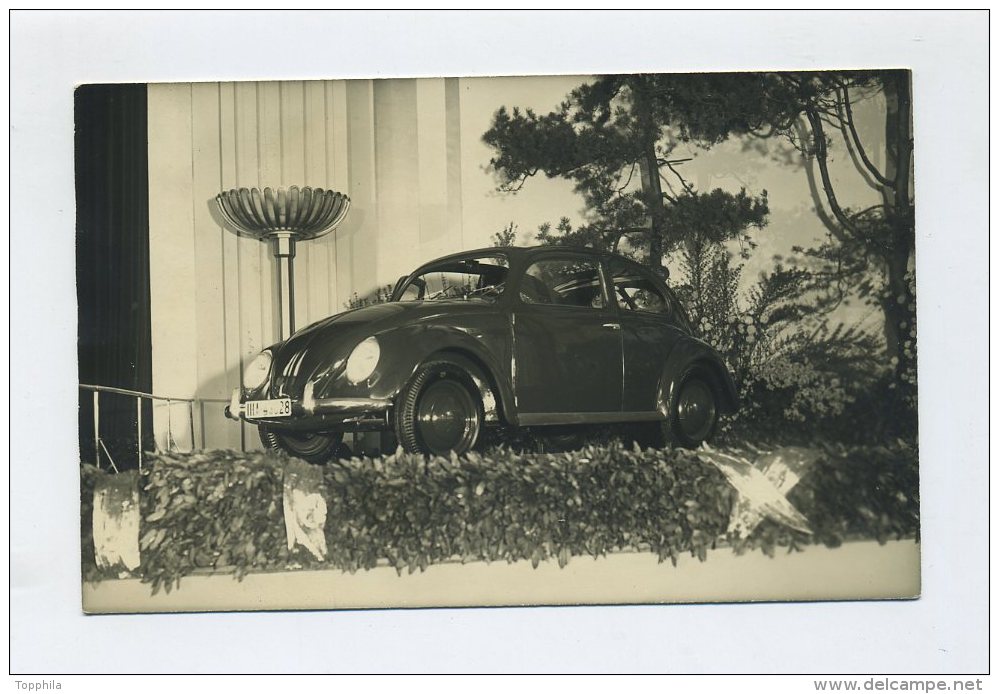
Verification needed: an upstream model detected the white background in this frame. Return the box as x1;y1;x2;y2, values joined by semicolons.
8;10;990;674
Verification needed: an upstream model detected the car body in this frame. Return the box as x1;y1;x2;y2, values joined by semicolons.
226;246;738;461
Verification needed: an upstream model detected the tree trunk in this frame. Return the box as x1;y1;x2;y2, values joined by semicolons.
633;77;667;276
638;151;666;275
880;71;916;405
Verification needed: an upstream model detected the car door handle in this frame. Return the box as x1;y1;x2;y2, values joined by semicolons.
602;322;621;330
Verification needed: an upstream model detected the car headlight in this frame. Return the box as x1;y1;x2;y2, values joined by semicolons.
345;336;380;384
243;350;273;390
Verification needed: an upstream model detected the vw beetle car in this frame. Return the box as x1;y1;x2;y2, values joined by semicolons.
226;246;738;462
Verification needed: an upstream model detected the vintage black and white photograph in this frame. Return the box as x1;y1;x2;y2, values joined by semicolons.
75;68;921;613
11;8;990;677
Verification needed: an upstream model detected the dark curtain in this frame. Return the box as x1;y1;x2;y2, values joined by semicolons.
76;84;152;469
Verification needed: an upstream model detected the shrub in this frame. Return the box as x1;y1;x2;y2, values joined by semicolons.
137;450;290;594
80;441;919;590
671;238;894;442
729;440;919;556
322;444;734;574
345;284;394;310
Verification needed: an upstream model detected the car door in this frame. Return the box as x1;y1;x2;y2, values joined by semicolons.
512;253;623;421
605;257;686;413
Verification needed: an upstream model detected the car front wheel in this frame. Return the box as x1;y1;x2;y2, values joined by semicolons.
395;360;483;456
259;426;345;465
665;366;719;449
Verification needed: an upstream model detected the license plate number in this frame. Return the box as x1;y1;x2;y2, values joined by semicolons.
244;398;292;419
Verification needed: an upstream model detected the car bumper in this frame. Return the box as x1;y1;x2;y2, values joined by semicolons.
224;387;393;428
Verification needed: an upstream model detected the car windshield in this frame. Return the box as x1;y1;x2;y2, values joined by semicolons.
396;255;509;303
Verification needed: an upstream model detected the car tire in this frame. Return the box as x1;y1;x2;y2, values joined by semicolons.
663;365;719;449
395;360;483;456
258;426;345;465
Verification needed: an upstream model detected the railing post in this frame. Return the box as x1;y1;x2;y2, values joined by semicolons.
136;395;143;472
189;400;196;452
199;400;206;450
80;385;232;462
93;390;100;468
165;399;173;451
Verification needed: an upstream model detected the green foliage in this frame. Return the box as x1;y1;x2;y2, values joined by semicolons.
528;188;769;266
345;284;394;310
137;450;288;594
483;75;771;264
486;69;917;409
534;216;590;248
732;439;919;556
672;237;884;439
643;71;834;145
322;443;733;574
665;189;769;251
492;222;519;247
80;441;919;588
645;70;917;401
894;266;918;412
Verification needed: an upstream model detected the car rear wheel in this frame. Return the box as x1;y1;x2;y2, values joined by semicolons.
258;426;345;465
395;360;483;456
664;366;719;449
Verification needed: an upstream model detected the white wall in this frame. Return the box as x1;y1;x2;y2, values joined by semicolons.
148;78;464;450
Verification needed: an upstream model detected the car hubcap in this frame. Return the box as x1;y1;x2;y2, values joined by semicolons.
677;379;716;442
417;379;478;454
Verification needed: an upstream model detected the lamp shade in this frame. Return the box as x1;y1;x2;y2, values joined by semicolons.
215;186;350;241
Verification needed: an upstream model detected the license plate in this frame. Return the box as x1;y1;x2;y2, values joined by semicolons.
244;398;292;419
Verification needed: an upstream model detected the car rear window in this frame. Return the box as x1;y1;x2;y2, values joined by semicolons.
607;258;671;316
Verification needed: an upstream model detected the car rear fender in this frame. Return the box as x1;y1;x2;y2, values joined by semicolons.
657;339;739;417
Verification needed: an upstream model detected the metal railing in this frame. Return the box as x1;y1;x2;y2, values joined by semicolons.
80;384;232;472
81;384;384;471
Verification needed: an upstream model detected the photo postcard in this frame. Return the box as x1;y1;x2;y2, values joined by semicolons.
76;70;920;613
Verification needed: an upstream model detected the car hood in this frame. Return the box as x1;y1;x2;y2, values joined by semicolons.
275;302;412;361
267;300;483;389
290;300;485;341
294;302;414;337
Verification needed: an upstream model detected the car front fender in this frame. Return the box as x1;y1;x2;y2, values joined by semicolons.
316;322;515;425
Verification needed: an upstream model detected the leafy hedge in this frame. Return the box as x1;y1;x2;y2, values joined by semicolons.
80;441;918;592
138;451;291;593
733;440;920;556
324;446;733;574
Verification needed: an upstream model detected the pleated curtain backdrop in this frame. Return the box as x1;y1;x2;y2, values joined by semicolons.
75;83;153;469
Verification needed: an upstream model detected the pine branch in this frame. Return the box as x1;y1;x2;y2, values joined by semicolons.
840;85;893;187
663;160;695;194
804;108;860;240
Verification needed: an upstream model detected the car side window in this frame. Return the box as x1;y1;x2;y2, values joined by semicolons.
396;256;508;303
607;259;671;316
521;258;606;309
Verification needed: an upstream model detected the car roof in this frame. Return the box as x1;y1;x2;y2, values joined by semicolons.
405;245;671;281
414;245;614;266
